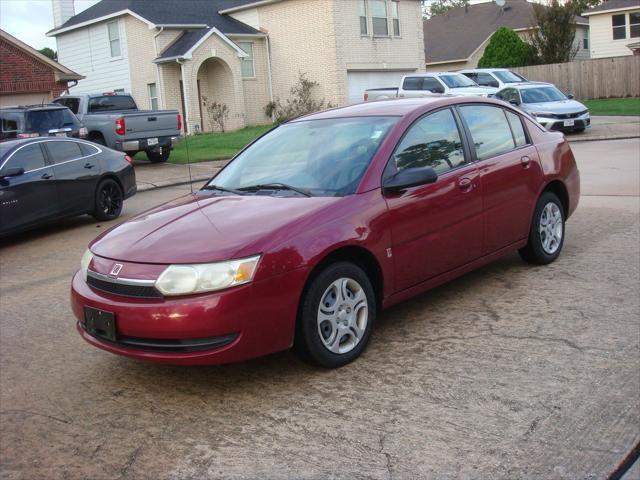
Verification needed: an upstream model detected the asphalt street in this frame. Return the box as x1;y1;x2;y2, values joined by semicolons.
0;139;639;480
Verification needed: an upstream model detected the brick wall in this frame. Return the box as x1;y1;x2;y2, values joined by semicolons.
0;38;67;97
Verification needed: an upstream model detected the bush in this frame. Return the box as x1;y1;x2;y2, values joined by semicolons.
201;96;229;133
265;73;332;123
478;27;536;68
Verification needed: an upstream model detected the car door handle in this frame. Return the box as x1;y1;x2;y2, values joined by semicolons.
84;163;95;169
41;173;52;180
521;156;531;168
458;177;475;192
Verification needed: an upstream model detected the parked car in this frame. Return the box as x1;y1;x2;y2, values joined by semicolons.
71;96;580;368
364;72;497;102
495;83;590;133
53;93;181;163
0;104;87;142
0;138;136;236
459;68;528;89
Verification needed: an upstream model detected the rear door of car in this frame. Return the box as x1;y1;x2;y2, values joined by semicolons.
457;104;544;254
0;142;58;232
43;140;101;215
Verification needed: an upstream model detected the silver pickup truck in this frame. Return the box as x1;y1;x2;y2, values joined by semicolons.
53;93;181;163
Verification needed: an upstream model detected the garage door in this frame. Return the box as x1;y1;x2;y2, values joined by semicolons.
0;92;52;108
347;70;414;104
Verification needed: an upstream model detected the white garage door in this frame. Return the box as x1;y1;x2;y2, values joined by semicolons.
347;70;414;104
0;92;52;108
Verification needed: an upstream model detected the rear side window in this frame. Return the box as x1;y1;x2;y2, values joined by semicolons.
9;144;46;171
403;77;423;91
25;109;78;131
79;143;99;156
54;98;80;114
505;111;528;147
477;73;498;87
88;95;136;112
1;112;24;132
422;77;444;93
392;108;466;175
45;141;83;164
459;105;516;160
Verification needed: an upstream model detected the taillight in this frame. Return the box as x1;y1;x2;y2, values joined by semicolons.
124;155;133;165
115;117;125;135
177;113;182;131
17;133;39;139
364;93;369;101
79;127;88;138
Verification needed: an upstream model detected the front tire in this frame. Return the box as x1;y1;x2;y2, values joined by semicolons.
294;262;376;368
92;178;124;221
519;191;565;265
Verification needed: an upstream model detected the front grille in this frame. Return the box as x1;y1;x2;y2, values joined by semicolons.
550;110;588;119
87;274;163;299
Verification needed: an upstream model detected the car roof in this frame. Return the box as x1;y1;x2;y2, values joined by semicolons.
505;82;554;89
459;68;511;73
0;104;68;112
404;72;463;77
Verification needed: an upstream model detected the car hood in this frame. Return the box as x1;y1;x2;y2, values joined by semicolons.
450;86;498;96
522;99;588;114
90;193;342;264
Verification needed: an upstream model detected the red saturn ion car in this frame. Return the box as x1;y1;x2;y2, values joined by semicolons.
71;97;580;368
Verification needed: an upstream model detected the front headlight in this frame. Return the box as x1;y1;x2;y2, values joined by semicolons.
530;112;550;118
155;255;261;296
80;249;94;281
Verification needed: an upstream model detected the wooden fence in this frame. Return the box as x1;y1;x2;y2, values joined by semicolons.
512;56;640;100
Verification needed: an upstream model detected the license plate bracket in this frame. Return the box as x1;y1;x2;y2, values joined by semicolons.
55;132;69;137
84;307;117;342
147;137;159;146
563;119;575;127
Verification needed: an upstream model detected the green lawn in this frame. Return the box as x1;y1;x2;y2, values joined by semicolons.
583;97;640;116
135;124;273;164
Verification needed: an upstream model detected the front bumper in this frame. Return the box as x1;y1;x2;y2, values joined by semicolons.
116;135;179;153
70;267;307;365
535;112;591;132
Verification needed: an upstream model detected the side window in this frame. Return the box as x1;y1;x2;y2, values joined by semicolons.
459;105;516;160
477;73;498;87
1;113;22;133
392;108;466;175
505;111;528;147
8;144;46;171
497;88;518;104
58;98;80;114
462;73;477;82
45;141;83;164
79;143;99;156
402;77;423;90
422;77;444;93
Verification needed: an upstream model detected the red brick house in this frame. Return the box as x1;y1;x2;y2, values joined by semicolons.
0;29;83;107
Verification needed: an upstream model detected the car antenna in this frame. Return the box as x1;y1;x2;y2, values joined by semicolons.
184;123;193;194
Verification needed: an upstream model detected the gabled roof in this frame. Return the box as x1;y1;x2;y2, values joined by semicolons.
0;29;84;80
582;0;640;16
424;0;588;65
47;0;262;36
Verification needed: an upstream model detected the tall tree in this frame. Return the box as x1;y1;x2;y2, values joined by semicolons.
38;47;56;60
529;0;580;64
422;0;469;18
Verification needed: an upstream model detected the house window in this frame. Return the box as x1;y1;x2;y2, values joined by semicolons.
359;0;368;35
238;42;255;78
148;83;158;110
107;20;121;57
612;14;626;40
391;1;400;36
630;12;640;38
583;35;589;50
371;0;389;36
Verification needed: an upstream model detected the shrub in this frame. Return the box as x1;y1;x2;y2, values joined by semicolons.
265;73;332;123
201;96;229;133
478;27;536;68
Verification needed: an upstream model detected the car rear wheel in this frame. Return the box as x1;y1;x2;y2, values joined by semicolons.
146;149;170;163
92;179;124;221
519;191;565;265
294;262;376;368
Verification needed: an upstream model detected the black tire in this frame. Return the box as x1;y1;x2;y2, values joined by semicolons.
294;262;376;368
92;178;124;221
89;134;106;146
146;149;170;163
519;191;565;265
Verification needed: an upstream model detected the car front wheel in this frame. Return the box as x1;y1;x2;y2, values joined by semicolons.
519;191;565;265
92;179;124;221
295;262;376;368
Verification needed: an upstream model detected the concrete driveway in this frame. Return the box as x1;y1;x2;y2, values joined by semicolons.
0;139;638;480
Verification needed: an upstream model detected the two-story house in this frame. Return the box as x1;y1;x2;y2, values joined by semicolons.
582;0;640;58
47;0;425;133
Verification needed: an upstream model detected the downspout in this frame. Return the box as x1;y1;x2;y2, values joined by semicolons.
177;58;190;135
265;34;275;122
153;27;165;109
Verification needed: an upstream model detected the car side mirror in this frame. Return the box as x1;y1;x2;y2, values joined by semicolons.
509;99;521;106
383;167;438;193
0;167;24;178
567;94;574;99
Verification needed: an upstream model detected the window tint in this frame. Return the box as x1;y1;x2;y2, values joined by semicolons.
497;88;520;104
493;70;527;83
54;97;80;114
392;108;465;175
25;109;78;131
88;95;136;112
520;86;566;103
477;73;498;87
79;143;99;156
459;105;515;160
1;112;23;132
45;141;83;164
9;144;46;171
462;73;477;82
505;111;527;147
423;77;444;93
402;77;422;90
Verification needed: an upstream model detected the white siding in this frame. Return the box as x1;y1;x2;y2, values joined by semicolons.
574;24;591;60
55;17;131;95
229;8;260;30
589;10;640;59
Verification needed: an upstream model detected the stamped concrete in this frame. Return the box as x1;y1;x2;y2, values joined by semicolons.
0;140;638;479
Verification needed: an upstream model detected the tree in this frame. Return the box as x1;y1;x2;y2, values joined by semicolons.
38;47;56;60
478;27;536;68
529;0;580;64
423;0;469;18
201;96;229;133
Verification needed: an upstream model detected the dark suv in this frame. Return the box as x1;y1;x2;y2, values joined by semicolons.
0;104;86;142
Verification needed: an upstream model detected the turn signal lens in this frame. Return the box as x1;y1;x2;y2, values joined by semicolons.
80;249;94;281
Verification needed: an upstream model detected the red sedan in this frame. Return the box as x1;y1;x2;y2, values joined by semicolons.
71;97;580;368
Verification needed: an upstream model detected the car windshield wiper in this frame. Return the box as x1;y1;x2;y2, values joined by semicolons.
201;184;244;195
238;183;312;197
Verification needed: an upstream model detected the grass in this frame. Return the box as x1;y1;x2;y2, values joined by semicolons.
134;124;273;164
583;97;640;117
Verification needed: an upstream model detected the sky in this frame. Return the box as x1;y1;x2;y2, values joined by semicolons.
0;0;100;51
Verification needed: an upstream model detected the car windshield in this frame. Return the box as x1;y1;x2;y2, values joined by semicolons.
493;71;527;83
25;109;78;131
209;116;399;197
520;86;567;104
439;74;478;88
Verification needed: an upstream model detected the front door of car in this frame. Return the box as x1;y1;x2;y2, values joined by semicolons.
457;105;544;254
0;142;58;233
43;140;100;215
383;108;483;292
